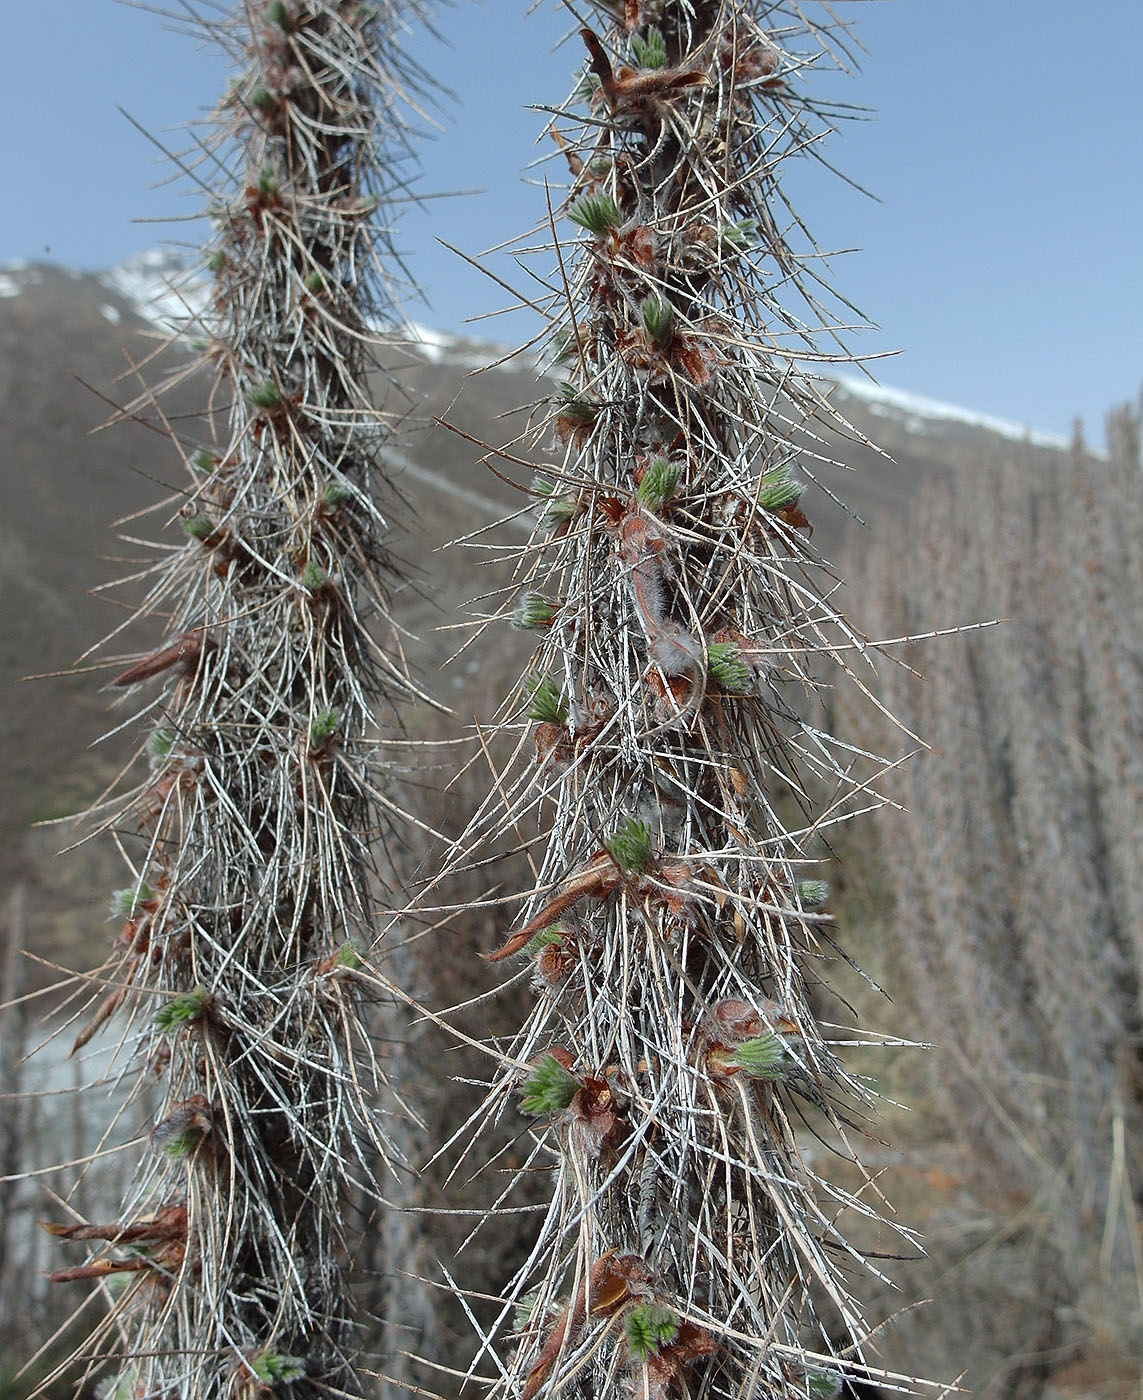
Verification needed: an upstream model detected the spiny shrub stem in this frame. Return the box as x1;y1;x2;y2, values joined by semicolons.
449;5;914;1398
48;4;429;1396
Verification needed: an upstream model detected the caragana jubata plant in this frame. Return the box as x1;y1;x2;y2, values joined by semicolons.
40;3;433;1397
440;4;924;1399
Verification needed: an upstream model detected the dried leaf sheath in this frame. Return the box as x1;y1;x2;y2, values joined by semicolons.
446;6;916;1399
42;5;430;1398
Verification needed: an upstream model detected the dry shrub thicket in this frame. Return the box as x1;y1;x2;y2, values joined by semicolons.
18;3;1140;1399
22;5;434;1398
422;5;925;1399
840;408;1143;1384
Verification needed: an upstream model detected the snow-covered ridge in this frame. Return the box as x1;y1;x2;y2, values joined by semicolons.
832;373;1070;451
1;250;1071;452
405;320;540;375
87;253;522;374
98;246;210;329
0;261;43;299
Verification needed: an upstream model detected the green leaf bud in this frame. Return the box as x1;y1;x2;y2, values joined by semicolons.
568;192;622;238
796;879;829;911
557;382;596;424
321;478;353;509
729;1032;791;1080
205;250;227;274
301;559;324;593
805;1368;844;1400
150;1099;212;1158
525;675;569;726
191;449;217;473
636;457;681;512
756;466;804;512
547;330;580;365
110;883;153;919
572;70;602;103
304;269;327;295
720;218;758;251
513;594;559;631
250;1353;306;1385
248;379;281;410
334;941;365;970
521;926;566;958
264;2;291;29
519;1053;580;1116
256;164;279;200
640;293;675;349
541;494;582;526
147;727;176;762
631;28;668;70
624;1302;678;1361
182;513;216;542
250;86;277;115
309;706;340;749
604;817;653;875
97;1371;137;1400
513;1287;553;1331
154;987;211;1035
706;642;752;693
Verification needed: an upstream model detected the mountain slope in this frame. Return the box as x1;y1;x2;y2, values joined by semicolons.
0;254;1075;975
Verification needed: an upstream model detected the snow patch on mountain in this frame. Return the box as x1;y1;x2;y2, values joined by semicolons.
832;373;1069;451
405;321;535;375
93;248;1071;449
99;247;209;330
405;321;453;364
0;262;42;298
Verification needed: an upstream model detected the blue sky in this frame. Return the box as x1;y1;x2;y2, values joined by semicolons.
3;1;1141;445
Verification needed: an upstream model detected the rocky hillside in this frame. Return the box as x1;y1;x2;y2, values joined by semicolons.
1;252;1111;1399
0;251;1072;977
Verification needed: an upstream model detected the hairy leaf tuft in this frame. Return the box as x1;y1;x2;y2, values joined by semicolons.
568;193;622;238
706;642;752;693
109;883;153;920
309;707;341;749
250;1352;305;1384
247;379;281;410
756;465;804;511
729;1033;791;1080
147;727;176;762
796;879;829;911
526;675;569;726
604;818;653;875
624;1302;678;1361
513;594;560;631
640;294;675;349
519;1054;580;1116
805;1368;844;1400
154;988;211;1035
636;457;681;512
631;28;668;70
720;218;757;251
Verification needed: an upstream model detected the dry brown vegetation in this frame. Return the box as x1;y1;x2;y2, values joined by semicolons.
833;406;1143;1396
3;3;1141;1398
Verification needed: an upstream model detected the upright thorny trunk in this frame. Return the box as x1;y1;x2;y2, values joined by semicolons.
45;4;428;1396
450;5;914;1398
